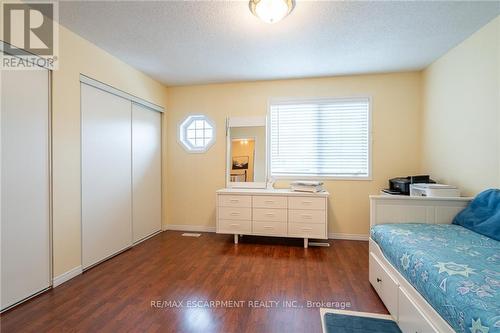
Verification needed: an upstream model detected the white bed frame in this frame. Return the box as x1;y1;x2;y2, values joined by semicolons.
369;195;472;333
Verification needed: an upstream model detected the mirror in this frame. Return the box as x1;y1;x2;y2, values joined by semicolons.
227;117;267;188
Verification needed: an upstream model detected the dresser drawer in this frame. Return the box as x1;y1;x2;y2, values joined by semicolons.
289;209;325;224
288;222;326;238
253;208;287;222
218;195;252;208
253;196;287;209
218;207;251;220
218;219;251;234
288;197;325;210
253;221;287;236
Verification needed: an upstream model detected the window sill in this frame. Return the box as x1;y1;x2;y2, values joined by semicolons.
272;175;373;181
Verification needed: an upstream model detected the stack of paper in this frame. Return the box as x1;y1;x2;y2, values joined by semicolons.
290;181;325;193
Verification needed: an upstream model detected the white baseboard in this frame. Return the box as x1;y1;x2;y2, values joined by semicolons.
164;224;216;233
53;265;82;287
133;230;163;245
328;233;369;241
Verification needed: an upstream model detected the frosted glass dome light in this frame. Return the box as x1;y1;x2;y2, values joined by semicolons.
249;0;295;24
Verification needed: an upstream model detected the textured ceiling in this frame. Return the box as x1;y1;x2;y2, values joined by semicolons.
59;1;500;86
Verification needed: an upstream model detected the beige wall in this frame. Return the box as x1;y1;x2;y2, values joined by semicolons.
166;72;422;236
421;16;500;196
52;25;168;277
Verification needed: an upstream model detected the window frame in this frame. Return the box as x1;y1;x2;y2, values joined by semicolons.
267;96;373;181
178;114;216;153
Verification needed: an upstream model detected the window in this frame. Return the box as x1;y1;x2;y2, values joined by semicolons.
178;115;216;153
269;97;371;179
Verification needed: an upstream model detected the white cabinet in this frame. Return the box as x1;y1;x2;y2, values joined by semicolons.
216;189;329;247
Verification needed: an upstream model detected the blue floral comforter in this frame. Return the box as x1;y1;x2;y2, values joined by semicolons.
371;223;500;333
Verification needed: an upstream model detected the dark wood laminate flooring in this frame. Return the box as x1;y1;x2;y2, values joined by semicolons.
0;231;387;333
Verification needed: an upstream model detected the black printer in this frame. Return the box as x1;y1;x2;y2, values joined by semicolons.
383;175;435;195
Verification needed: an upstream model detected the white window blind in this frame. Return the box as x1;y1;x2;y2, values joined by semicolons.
269;98;370;178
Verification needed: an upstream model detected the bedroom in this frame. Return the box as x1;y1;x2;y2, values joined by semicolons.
0;1;499;332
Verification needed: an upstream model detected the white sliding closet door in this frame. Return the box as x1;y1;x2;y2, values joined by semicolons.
81;84;132;269
1;69;51;310
132;103;161;243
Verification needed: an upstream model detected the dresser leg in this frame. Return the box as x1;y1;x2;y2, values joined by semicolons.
234;234;238;244
304;238;308;248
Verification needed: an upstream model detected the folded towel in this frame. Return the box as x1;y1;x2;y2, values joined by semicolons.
291;185;324;193
291;180;324;186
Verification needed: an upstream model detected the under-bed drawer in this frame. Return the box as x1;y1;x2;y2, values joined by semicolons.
369;252;399;319
398;287;438;333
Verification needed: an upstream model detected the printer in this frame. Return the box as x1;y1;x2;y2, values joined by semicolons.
383;175;435;195
410;184;461;197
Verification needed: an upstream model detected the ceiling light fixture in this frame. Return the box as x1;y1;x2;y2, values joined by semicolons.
249;0;295;24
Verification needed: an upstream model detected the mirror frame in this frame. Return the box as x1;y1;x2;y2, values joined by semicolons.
226;116;267;189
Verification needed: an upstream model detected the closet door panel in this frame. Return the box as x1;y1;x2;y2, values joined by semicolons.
1;69;51;310
132;104;161;242
81;84;132;269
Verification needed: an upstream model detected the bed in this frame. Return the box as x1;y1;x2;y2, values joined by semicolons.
371;223;499;333
368;195;500;333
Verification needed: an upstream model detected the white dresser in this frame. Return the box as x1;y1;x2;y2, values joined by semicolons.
216;188;329;248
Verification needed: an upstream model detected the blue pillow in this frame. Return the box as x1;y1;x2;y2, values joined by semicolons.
452;189;500;241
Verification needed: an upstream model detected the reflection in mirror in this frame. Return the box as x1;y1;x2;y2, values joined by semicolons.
230;126;266;183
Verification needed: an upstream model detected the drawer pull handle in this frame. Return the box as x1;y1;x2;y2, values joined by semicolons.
230;212;240;216
230;224;239;227
265;213;275;217
301;227;313;231
376;278;382;283
302;201;312;204
301;214;312;219
264;200;275;204
263;226;274;229
229;199;240;203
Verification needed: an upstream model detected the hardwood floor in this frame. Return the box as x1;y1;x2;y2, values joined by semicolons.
0;231;387;333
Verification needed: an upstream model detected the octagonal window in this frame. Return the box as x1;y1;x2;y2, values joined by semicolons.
178;115;216;153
